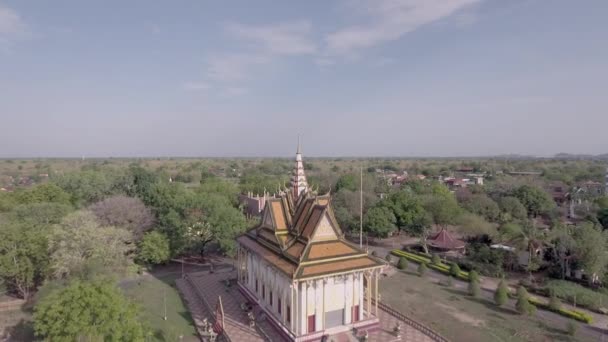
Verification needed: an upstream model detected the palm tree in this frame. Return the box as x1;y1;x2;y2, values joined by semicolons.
500;220;548;281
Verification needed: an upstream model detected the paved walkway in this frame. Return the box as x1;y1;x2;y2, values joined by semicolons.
178;269;437;342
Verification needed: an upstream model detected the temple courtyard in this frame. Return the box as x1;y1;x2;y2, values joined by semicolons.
176;268;436;342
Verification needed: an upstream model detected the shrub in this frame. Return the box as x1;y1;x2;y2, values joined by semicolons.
516;286;534;315
469;279;481;298
566;321;577;336
398;257;408;270
371;250;378;257
385;253;392;263
450;263;461;278
418;262;427;277
469;270;480;283
431;254;441;265
494;280;509;306
549;292;561;311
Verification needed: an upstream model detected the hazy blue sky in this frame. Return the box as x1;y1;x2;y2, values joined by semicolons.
1;0;607;157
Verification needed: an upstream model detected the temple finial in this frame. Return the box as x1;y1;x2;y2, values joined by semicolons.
297;134;301;154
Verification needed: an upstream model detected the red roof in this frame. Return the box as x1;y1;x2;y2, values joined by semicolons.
428;228;466;250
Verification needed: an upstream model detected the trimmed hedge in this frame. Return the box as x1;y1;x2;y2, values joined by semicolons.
529;296;593;324
391;250;470;281
391;250;594;323
504;291;594;323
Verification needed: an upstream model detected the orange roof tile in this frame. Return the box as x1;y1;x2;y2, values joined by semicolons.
237;235;296;276
271;201;287;230
307;241;358;260
298;257;379;278
301;206;324;239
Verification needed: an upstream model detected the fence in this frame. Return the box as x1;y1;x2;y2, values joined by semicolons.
372;298;449;342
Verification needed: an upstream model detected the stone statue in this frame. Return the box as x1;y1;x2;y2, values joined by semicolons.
394;322;401;338
248;310;256;328
201;318;209;332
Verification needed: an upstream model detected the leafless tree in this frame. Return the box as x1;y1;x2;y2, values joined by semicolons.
89;195;154;241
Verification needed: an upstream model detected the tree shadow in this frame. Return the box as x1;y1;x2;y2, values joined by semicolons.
3;319;35;341
464;295;517;316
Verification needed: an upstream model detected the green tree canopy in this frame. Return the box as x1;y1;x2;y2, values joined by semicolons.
573;223;608;284
363;206;397;238
137;231;171;265
48;211;133;279
13;183;72;206
498;196;528;222
513;185;555;217
34;281;145;342
461;194;500;222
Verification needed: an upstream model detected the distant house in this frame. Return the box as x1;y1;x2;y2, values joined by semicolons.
546;182;569;206
456;167;475;173
238;192;269;218
579;180;604;196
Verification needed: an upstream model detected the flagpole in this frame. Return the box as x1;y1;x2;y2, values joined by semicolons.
360;166;363;249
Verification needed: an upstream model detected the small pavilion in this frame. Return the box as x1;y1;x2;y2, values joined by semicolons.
427;228;466;252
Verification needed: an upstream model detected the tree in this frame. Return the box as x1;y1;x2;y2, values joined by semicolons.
89;195;154;241
418;262;427;276
48;211;133;279
498;196;528;222
515;286;535;315
461;194;500;222
137;232;170;265
363;206;397;238
513;185;555;217
449;263;461;277
572;223;608;284
335;174;357;192
598;208;608;229
494;280;508;306
398;257;408;270
53;170;124;206
0;223;48;299
456;213;496;238
13;183;71;206
468;278;480;298
500;221;547;274
385;191;429;233
548;291;561;311
33;281;145;341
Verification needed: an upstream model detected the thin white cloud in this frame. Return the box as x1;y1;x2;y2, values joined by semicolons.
0;3;26;46
206;52;270;83
326;0;480;55
226;21;317;55
182;81;211;91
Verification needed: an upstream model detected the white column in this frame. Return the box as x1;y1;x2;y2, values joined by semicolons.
300;281;307;334
375;271;379;316
315;279;323;331
344;274;352;323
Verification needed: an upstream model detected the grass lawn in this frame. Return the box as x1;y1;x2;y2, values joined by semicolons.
380;270;579;342
120;266;199;342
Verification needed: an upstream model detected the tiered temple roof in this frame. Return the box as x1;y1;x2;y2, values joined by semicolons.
237;143;383;281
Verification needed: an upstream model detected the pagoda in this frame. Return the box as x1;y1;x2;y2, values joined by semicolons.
235;141;383;341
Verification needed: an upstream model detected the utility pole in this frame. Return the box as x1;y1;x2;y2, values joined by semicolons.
360;166;363;249
163;287;167;321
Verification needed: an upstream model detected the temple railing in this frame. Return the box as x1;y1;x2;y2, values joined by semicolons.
372;298;449;342
184;274;233;342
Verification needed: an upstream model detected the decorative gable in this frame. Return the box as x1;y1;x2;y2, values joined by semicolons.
263;209;273;227
310;213;337;242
